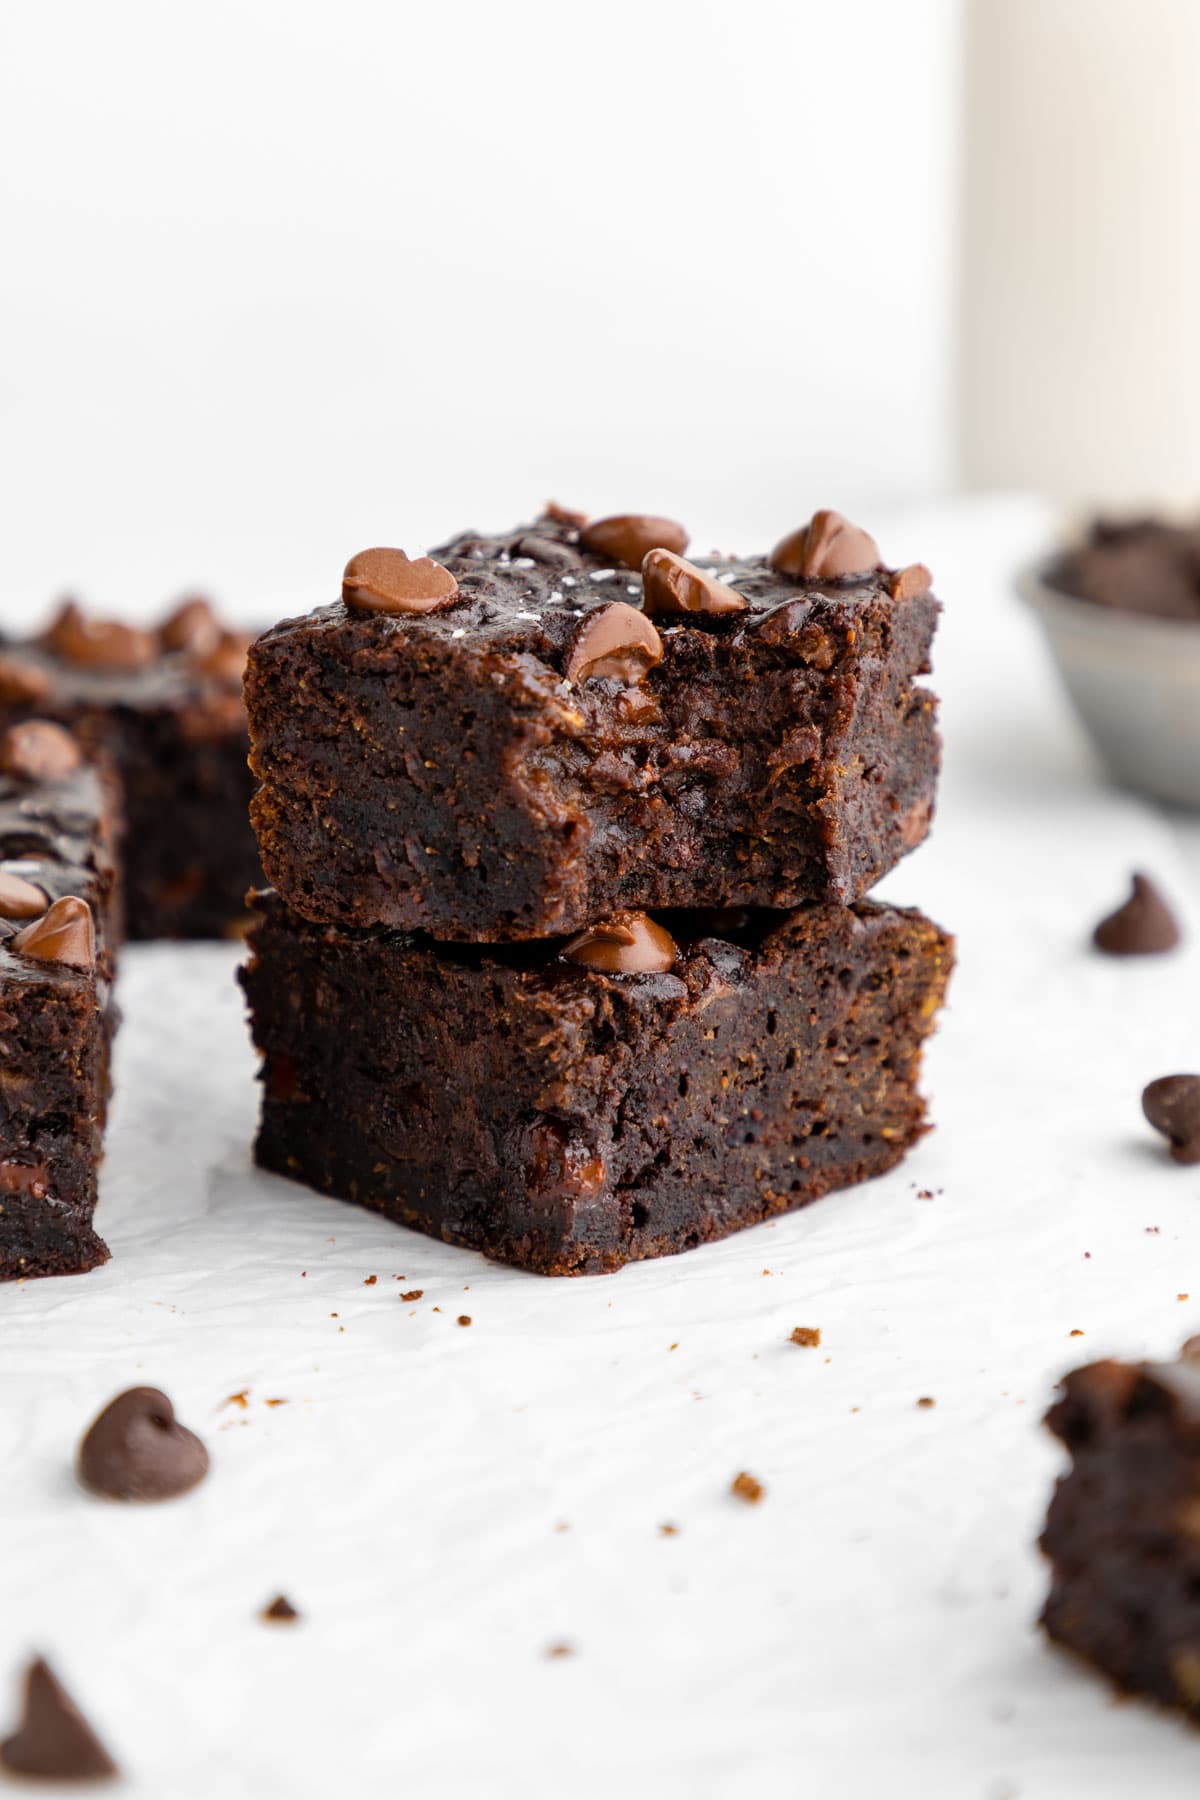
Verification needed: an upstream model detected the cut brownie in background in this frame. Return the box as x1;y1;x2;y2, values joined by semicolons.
0;596;258;938
246;508;940;942
240;891;952;1275
0;723;120;1280
1041;1349;1200;1714
1045;515;1200;623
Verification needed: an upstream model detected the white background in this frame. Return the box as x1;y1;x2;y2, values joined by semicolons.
0;0;959;621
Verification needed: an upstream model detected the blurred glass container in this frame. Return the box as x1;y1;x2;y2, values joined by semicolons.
959;0;1200;506
1019;560;1200;806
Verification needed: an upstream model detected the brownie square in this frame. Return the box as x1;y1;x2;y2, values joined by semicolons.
246;510;940;941
0;724;119;1280
1041;1351;1200;1714
0;597;259;939
240;891;952;1275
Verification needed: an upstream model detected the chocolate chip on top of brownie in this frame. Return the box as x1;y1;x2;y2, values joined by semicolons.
247;505;941;941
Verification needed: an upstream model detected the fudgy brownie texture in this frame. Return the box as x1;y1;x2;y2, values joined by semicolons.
0;596;259;938
1041;1350;1200;1714
1046;515;1200;623
0;724;120;1280
240;890;952;1275
246;509;940;941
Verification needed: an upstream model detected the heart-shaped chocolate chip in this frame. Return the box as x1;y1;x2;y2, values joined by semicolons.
77;1386;209;1502
342;548;459;615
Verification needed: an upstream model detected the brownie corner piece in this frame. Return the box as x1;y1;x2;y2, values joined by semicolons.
1040;1349;1200;1714
240;892;952;1275
245;509;940;939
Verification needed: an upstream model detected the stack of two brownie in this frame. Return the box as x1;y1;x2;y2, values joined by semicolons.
240;506;953;1274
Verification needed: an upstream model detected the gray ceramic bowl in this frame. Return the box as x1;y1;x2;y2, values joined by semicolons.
1018;561;1200;808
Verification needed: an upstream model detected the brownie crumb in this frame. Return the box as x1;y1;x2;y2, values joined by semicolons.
731;1471;765;1505
265;1398;287;1407
790;1326;821;1347
261;1594;300;1624
400;1289;423;1301
916;1396;936;1409
457;1314;472;1327
363;1275;377;1286
224;1390;250;1409
545;1642;575;1660
1070;1329;1085;1338
659;1523;680;1537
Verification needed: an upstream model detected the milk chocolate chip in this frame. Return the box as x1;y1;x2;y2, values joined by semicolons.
77;1386;209;1502
196;629;253;684
0;720;82;781
579;513;689;569
160;595;222;656
0;1657;117;1783
542;500;590;529
564;603;663;686
1143;1076;1200;1165
46;601;158;671
641;549;748;618
342;548;459;614
0;655;51;705
769;510;881;580
0;871;49;919
12;897;95;969
889;563;934;601
563;910;677;974
1094;873;1181;956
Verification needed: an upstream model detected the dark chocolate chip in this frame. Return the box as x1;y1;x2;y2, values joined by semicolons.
0;720;82;781
1143;1076;1200;1164
0;655;51;705
0;870;49;919
641;549;748;618
768;510;881;580
260;1594;300;1624
579;513;689;569
563;910;677;974
0;1657;117;1783
342;548;459;615
45;602;158;671
11;896;95;970
77;1386;209;1501
564;603;663;685
1094;873;1181;956
889;563;934;601
159;596;222;656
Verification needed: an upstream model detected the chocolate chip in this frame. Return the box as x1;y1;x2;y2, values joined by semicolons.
1094;873;1181;956
0;870;49;919
0;655;51;704
196;629;253;684
889;563;934;601
12;896;95;970
641;549;748;618
579;513;689;569
159;595;222;656
77;1386;209;1501
563;910;677;974
769;510;881;580
45;602;158;671
0;719;82;781
1143;1076;1200;1164
564;602;663;685
260;1594;300;1624
513;534;580;569
542;500;589;529
342;548;460;614
0;1657;117;1783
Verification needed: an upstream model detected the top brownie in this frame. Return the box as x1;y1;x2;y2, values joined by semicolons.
0;597;259;939
247;506;940;941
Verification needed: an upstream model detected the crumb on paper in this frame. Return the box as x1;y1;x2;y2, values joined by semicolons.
668;1341;678;1351
731;1471;764;1505
916;1396;936;1409
265;1398;287;1407
1180;1293;1190;1302
401;1289;423;1302
554;1521;571;1533
457;1314;472;1327
363;1275;377;1286
1069;1328;1084;1337
545;1643;575;1660
223;1390;250;1410
790;1326;821;1347
659;1523;680;1537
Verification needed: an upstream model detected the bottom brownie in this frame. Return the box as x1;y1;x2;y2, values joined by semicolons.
240;893;952;1275
1041;1352;1200;1715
